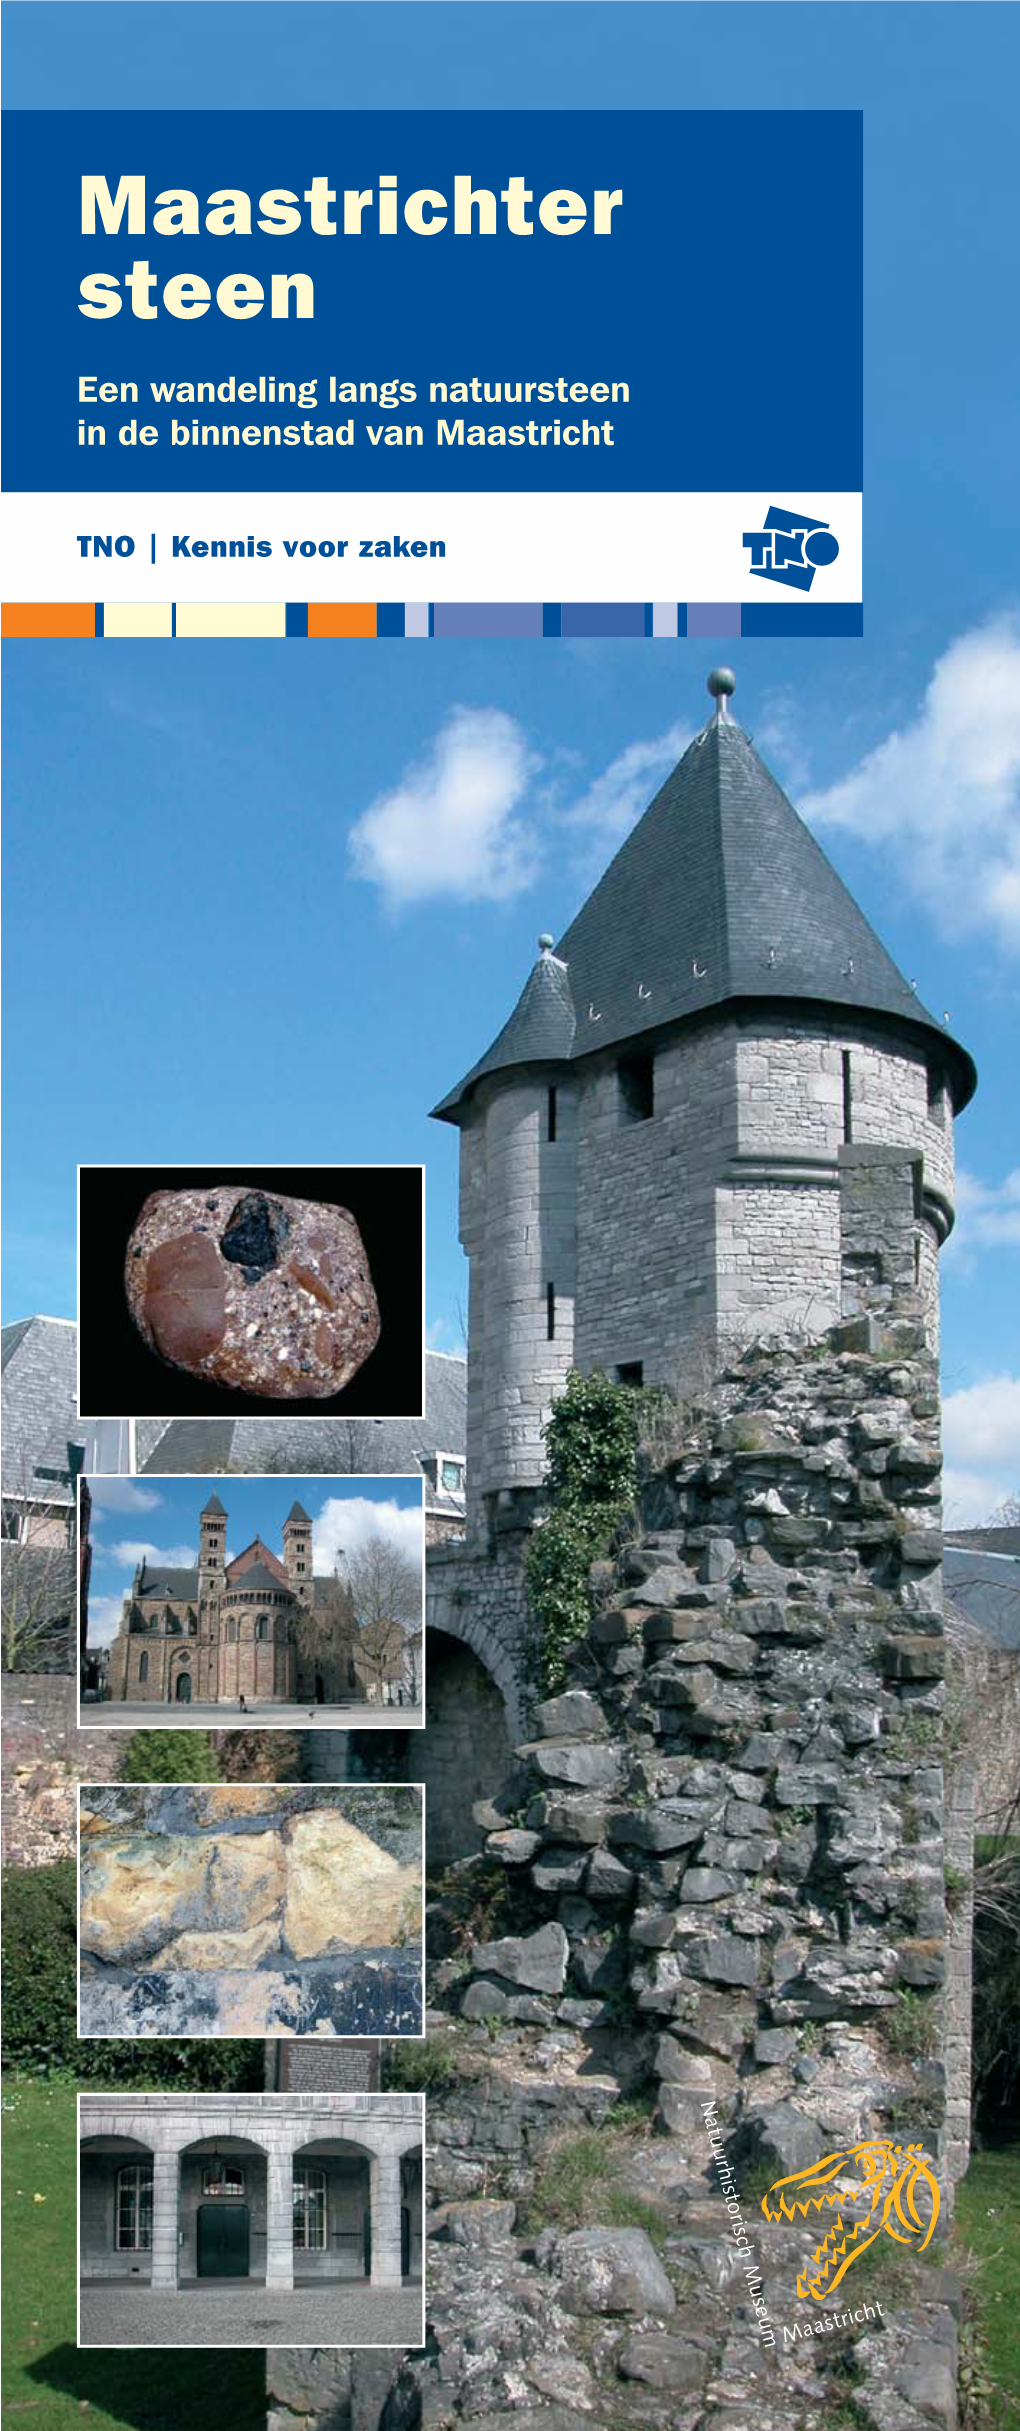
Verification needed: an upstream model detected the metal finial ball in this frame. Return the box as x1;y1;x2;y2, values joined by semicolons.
538;933;554;952
707;668;736;699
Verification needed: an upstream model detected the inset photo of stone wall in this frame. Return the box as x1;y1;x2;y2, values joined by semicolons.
80;1472;425;1729
77;1163;424;1421
78;2090;424;2349
77;1784;423;2039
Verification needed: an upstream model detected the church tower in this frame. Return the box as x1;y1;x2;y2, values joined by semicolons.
283;1501;314;1610
433;670;976;1543
197;1492;227;1698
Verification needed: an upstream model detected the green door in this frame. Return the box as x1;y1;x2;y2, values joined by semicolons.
175;1673;192;1703
197;2202;250;2277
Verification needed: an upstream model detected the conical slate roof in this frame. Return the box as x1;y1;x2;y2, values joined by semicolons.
201;1492;227;1517
284;1499;312;1525
433;696;976;1120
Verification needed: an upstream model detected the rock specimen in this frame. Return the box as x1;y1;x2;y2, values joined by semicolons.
78;1784;423;2039
124;1184;380;1398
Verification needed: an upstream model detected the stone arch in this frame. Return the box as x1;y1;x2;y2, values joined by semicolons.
419;1620;514;1864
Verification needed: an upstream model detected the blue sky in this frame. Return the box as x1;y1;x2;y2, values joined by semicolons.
3;2;1019;1522
85;1471;424;1647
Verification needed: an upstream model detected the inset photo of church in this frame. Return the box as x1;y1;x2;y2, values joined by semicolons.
78;2090;424;2349
79;1472;425;1728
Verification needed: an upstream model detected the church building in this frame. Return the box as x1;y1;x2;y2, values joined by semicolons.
105;1494;371;1708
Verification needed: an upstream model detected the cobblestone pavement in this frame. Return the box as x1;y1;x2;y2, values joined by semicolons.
81;1702;423;1730
80;2278;424;2347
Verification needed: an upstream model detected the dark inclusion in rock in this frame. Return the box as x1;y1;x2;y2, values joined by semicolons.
219;1190;290;1279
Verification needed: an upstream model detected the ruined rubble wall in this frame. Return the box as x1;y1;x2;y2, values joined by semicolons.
466;1309;964;2192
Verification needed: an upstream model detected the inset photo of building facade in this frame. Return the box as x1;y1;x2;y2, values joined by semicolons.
79;1473;425;1727
78;2091;424;2348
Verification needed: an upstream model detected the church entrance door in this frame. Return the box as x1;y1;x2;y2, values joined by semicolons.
175;1673;192;1703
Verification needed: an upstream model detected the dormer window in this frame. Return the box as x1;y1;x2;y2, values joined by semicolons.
441;1457;464;1494
619;1052;654;1125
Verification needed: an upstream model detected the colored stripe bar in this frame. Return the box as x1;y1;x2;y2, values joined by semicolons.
2;602;95;637
176;601;287;638
433;603;544;638
561;603;646;637
740;603;864;636
103;602;174;638
308;601;377;637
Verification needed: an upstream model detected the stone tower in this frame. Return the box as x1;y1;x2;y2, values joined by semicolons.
282;1500;314;1609
433;671;976;1543
197;1491;227;1698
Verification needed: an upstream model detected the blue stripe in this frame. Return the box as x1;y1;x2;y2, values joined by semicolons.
741;603;863;637
376;603;406;637
94;602;105;638
285;603;308;638
542;603;562;637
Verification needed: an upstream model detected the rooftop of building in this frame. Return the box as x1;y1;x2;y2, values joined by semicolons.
434;673;976;1122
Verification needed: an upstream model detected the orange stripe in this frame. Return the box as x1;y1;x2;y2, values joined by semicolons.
307;602;377;638
2;602;96;638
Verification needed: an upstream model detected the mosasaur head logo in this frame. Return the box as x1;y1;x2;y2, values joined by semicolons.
761;2138;940;2301
743;505;840;591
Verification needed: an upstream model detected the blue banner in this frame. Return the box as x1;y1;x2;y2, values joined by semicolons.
4;107;862;493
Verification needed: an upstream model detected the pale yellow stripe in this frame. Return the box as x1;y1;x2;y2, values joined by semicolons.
174;601;287;639
102;602;174;639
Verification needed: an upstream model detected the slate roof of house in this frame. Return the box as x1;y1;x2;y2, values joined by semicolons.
1;1316;79;1506
135;1354;467;1497
944;1540;1020;1651
433;700;976;1121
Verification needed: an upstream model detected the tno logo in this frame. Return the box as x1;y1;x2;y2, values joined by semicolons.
743;504;840;592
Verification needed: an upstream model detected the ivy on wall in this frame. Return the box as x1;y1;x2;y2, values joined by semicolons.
525;1369;642;1694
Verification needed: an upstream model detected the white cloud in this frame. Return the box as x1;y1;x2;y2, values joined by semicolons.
348;707;540;908
87;1479;162;1514
87;1593;127;1651
943;1168;1020;1271
560;720;692;858
312;1495;423;1577
802;614;1020;951
942;1373;1020;1525
107;1539;196;1568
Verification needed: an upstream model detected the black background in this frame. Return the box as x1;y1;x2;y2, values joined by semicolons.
78;1165;424;1421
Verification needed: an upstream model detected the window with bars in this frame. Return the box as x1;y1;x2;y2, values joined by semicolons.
293;2166;327;2250
116;2164;153;2250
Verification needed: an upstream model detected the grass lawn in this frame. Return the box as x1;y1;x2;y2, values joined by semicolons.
954;2140;1020;2424
2;2078;266;2431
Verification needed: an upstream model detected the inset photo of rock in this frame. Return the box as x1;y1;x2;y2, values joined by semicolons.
77;1783;424;2040
79;1472;425;1729
77;1164;424;1420
78;2089;424;2349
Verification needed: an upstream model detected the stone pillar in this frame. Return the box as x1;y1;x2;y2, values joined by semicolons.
265;2146;294;2289
369;2150;403;2285
149;2148;179;2289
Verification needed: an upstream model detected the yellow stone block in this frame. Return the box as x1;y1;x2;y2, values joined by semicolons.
284;1812;421;1957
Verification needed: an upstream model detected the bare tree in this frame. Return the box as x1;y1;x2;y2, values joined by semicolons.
1;1462;76;1673
343;1536;422;1632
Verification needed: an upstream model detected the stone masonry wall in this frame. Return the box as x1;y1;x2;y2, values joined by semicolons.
465;1307;960;2202
2;1673;120;1865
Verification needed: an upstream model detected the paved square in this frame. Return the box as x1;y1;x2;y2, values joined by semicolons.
80;2279;425;2348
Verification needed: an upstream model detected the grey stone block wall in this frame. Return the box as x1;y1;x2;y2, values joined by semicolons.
456;1011;957;1537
